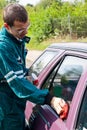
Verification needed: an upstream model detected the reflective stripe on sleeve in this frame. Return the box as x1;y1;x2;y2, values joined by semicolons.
4;70;25;83
5;71;14;79
7;75;17;83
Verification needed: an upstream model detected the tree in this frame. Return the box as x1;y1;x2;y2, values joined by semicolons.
0;0;7;9
6;0;19;3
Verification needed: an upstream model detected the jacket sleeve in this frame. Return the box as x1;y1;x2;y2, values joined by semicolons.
0;45;49;105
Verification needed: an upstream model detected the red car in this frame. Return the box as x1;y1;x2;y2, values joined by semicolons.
25;43;87;130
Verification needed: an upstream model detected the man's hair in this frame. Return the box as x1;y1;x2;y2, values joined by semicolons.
3;3;28;27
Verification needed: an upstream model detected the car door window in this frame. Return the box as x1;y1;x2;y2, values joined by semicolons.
29;50;58;76
42;56;87;102
76;88;87;130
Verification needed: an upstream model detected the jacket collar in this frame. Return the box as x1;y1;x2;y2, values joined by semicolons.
0;27;30;44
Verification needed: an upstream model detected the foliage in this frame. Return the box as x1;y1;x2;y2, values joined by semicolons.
25;0;87;43
6;0;19;4
0;0;7;9
0;0;87;45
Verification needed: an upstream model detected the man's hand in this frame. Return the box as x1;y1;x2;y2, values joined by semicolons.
51;97;66;115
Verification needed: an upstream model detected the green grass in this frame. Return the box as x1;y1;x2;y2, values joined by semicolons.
26;35;87;50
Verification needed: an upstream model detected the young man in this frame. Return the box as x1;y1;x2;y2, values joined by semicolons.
0;3;67;130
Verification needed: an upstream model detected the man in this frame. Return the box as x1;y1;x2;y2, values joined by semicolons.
0;3;67;130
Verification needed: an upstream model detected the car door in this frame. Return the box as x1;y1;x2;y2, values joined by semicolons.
28;52;87;130
25;49;64;121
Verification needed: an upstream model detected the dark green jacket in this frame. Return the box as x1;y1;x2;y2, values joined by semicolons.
0;27;49;130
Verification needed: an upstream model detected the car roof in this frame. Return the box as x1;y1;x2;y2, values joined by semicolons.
48;42;87;53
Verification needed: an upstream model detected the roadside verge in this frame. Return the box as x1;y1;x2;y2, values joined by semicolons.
26;50;42;67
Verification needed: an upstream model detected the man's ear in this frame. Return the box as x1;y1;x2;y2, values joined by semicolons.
4;23;9;30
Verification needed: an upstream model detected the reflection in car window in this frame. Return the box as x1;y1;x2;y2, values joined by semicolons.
76;88;87;130
29;51;58;76
42;56;87;102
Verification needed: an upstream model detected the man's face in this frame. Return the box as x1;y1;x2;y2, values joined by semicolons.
7;20;30;39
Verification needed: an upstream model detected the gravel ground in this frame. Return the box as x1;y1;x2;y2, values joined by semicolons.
26;50;43;67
